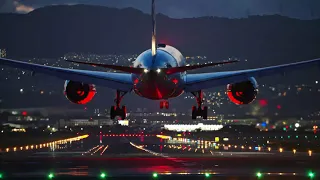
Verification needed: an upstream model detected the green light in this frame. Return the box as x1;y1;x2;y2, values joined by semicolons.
308;171;315;179
205;173;210;178
100;173;107;179
152;173;158;178
256;172;262;178
48;173;54;179
0;173;3;179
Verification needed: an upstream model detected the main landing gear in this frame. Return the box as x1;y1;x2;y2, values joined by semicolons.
110;90;127;120
191;90;208;120
160;100;169;109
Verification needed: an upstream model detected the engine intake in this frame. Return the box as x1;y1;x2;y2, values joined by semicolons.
227;77;258;105
64;80;96;104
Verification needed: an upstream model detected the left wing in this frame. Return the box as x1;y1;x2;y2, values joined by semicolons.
0;58;133;91
184;58;320;92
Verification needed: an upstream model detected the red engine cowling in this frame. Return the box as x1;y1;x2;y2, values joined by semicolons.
64;80;96;104
227;77;258;105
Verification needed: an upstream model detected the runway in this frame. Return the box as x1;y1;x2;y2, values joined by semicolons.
0;135;319;179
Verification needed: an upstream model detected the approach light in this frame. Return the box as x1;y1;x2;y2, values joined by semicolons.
144;69;149;73
48;173;54;179
156;68;161;73
256;172;262;178
152;173;158;178
100;172;107;179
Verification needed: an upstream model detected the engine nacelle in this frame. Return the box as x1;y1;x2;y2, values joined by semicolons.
227;77;258;105
64;80;96;104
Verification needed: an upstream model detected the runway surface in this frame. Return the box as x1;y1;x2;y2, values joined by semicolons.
0;135;319;179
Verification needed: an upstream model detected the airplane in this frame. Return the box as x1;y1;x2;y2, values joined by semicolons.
1;0;320;120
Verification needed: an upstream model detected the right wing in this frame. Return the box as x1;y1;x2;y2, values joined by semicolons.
0;58;133;92
184;58;320;92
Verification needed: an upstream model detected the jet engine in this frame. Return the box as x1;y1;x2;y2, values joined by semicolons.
64;80;96;104
227;77;258;105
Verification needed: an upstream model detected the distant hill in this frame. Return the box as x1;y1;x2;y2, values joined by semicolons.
0;4;320;66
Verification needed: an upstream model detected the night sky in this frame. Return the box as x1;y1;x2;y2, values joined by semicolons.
1;0;320;19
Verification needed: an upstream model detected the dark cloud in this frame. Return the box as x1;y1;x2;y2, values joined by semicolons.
1;0;320;19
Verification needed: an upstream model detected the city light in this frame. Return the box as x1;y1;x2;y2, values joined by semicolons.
152;173;158;178
144;69;149;73
47;173;54;179
156;68;161;73
100;172;107;179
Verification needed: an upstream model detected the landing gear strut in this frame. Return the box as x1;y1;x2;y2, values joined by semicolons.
160;100;169;109
110;90;127;120
191;90;208;119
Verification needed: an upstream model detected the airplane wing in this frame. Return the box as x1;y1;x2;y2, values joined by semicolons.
0;58;133;92
184;58;320;92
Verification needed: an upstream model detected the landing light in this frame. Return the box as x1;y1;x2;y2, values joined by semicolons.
144;69;149;73
156;69;161;73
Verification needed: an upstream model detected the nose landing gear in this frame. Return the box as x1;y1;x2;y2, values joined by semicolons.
110;90;127;120
191;90;208;119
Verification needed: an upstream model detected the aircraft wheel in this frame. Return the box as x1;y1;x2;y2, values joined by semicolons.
202;106;208;119
191;106;197;119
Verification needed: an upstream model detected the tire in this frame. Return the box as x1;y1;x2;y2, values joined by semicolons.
192;106;197;119
122;106;127;119
165;101;169;109
160;101;163;109
110;106;115;119
203;106;208;119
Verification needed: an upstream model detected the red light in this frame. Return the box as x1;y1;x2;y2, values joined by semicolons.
22;111;27;116
134;78;139;84
172;78;178;84
259;99;268;107
277;105;282;109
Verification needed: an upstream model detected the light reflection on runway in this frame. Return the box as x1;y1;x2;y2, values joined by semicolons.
1;135;320;179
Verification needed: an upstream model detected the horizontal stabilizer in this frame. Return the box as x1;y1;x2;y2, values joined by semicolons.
66;59;144;74
163;60;239;75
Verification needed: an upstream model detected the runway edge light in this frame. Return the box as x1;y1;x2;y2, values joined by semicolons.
256;172;262;179
152;173;158;178
47;173;54;179
100;172;107;179
307;171;315;179
205;173;210;178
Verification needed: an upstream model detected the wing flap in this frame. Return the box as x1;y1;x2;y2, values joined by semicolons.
185;58;320;92
0;58;133;91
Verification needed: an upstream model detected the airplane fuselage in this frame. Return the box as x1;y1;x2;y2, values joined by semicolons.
132;45;186;100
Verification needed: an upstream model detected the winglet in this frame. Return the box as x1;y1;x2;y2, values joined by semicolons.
151;0;157;56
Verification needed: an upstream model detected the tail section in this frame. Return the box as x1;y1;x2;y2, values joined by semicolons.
151;0;157;56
